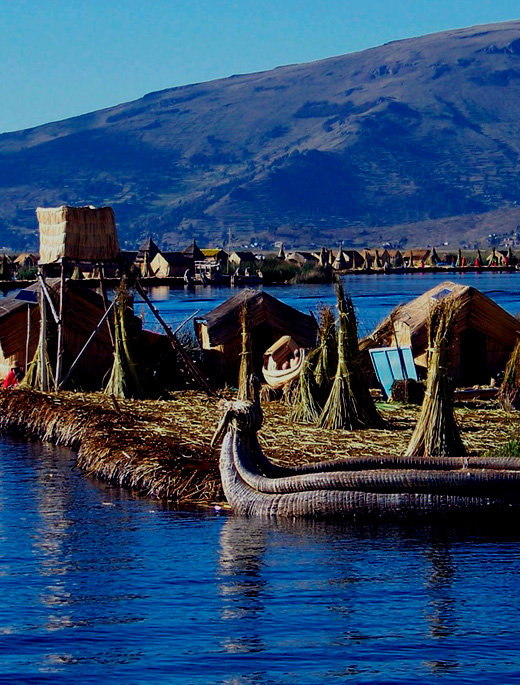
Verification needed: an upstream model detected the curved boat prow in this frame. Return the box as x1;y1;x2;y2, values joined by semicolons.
213;384;520;519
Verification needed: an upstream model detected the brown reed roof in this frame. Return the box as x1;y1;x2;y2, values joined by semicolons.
393;280;520;351
201;289;318;347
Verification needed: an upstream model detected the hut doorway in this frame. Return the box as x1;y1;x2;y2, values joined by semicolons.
460;327;488;385
252;322;275;377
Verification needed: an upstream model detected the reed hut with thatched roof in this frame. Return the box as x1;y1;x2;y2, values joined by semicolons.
403;249;431;267
368;281;520;386
133;237;161;277
150;251;191;278
194;289;318;386
37;206;120;264
0;280;117;386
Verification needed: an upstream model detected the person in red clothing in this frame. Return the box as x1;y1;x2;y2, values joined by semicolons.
3;361;23;389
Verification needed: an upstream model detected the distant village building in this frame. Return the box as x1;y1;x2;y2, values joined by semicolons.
134;237;161;277
13;253;38;271
285;251;319;267
182;239;206;263
201;248;228;267
150;252;192;278
228;251;257;271
403;249;431;266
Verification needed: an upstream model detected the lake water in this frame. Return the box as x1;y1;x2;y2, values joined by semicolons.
3;272;520;684
140;270;520;339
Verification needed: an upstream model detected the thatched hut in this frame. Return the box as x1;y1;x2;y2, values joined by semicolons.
37;205;120;264
403;249;431;266
150;251;191;278
0;280;115;386
286;251;319;267
194;289;318;386
134;237;161;277
228;251;258;271
369;281;520;386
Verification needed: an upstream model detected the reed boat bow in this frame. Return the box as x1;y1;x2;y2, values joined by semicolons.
213;391;520;519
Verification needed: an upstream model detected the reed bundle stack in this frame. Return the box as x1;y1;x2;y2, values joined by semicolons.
499;340;520;411
313;305;337;400
405;297;466;457
21;341;54;391
319;281;384;430
290;347;322;424
237;304;253;401
104;279;157;399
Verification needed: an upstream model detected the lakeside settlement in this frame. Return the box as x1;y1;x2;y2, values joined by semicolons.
1;204;520;517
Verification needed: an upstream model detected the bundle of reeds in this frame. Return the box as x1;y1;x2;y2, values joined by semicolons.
104;278;157;399
498;339;520;410
313;305;337;401
318;281;384;430
404;296;466;457
290;347;322;423
237;304;253;401
21;341;54;391
21;295;54;392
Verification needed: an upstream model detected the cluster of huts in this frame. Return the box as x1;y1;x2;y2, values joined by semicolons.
194;281;520;393
1;203;519;403
279;244;519;271
128;238;258;283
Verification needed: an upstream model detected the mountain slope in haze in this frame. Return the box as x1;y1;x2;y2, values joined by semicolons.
2;20;520;251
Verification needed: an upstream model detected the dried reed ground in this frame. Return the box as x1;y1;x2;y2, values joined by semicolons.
0;388;517;505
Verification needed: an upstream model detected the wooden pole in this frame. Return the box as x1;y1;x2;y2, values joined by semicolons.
134;279;216;396
39;273;48;392
25;304;30;375
98;263;115;349
37;273;60;324
58;298;116;390
55;261;65;390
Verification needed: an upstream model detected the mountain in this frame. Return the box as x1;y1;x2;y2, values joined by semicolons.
3;20;520;252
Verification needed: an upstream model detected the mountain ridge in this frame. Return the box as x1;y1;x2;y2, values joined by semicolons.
2;20;520;251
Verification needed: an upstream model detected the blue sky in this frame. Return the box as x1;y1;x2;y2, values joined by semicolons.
1;0;518;133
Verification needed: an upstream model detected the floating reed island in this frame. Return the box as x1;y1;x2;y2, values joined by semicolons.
0;385;518;512
0;376;519;506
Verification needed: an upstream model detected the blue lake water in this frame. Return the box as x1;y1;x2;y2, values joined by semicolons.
3;272;520;683
140;270;520;339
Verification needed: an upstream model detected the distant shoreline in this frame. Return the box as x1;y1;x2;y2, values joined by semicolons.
0;264;518;293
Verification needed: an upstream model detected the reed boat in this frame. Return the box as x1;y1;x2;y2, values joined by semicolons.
262;335;307;390
212;386;520;519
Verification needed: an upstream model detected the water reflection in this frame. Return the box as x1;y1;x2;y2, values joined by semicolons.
218;517;268;654
216;514;520;682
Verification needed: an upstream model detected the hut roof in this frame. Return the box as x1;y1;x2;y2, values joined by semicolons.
135;237;160;264
13;253;38;266
183;240;205;261
158;252;191;267
403;249;431;261
392;281;520;351
201;248;227;258
286;251;319;265
201;289;318;348
37;205;120;264
230;251;257;262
